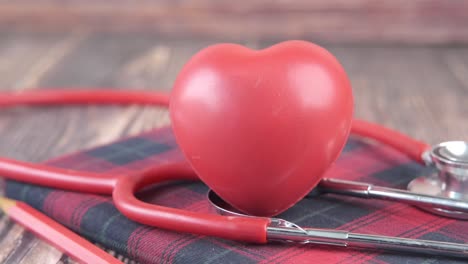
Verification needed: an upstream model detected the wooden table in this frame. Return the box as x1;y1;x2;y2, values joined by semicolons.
0;31;467;263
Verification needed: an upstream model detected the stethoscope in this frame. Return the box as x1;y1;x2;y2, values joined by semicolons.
321;139;468;220
0;89;467;258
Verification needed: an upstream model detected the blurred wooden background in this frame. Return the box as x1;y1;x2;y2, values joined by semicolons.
1;0;468;44
0;1;467;263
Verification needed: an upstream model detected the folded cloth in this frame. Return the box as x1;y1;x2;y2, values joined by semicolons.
5;127;467;264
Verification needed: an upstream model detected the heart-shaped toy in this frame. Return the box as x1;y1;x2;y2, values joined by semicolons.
170;41;353;216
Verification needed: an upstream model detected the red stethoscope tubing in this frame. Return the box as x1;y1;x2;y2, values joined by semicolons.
351;119;429;163
0;89;431;243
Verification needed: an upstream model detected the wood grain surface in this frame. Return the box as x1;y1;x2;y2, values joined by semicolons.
1;0;468;44
0;31;467;263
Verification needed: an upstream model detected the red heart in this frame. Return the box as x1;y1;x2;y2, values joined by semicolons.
170;41;353;216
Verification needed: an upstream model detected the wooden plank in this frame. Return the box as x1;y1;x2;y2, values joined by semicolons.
442;47;468;93
327;45;468;144
17;240;64;264
0;32;83;264
32;33;175;151
0;32;81;91
1;0;468;44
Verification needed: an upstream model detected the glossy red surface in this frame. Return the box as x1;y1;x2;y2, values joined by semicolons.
351;120;429;163
113;162;270;243
170;41;354;216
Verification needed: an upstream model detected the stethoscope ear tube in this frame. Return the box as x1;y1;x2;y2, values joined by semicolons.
0;157;115;194
209;191;468;258
112;162;271;243
319;178;468;213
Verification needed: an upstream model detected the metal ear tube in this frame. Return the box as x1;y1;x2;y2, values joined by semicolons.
318;178;468;213
310;141;468;220
266;220;468;258
209;191;468;258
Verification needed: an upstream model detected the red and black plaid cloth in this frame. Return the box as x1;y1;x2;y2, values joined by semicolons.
5;127;468;263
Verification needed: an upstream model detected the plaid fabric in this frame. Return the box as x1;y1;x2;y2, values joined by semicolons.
4;127;468;264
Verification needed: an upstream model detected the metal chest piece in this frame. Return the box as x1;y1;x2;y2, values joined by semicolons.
408;141;468;219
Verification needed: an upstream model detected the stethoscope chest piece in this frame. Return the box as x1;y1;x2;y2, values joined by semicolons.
408;141;468;219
